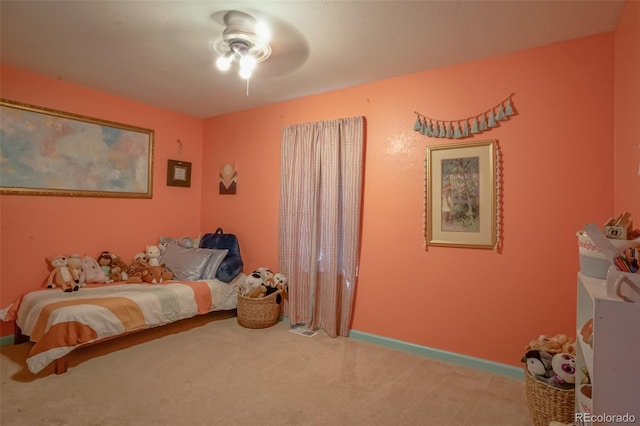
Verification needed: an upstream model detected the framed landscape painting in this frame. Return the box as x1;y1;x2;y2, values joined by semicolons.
0;99;154;198
425;140;498;249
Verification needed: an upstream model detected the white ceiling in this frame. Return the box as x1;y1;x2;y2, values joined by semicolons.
0;1;626;119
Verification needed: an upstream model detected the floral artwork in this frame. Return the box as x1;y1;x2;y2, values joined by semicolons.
425;140;499;249
440;156;480;232
0;99;153;198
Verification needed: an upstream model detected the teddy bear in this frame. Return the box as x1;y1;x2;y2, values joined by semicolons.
109;254;130;282
46;255;80;292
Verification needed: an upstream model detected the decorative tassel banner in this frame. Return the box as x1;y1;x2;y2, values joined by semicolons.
461;121;469;137
445;123;453;138
413;93;516;140
453;123;462;139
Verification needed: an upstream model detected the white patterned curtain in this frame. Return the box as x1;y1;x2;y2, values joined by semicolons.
279;116;364;337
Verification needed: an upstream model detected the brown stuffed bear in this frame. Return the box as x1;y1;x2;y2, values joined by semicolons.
109;254;130;282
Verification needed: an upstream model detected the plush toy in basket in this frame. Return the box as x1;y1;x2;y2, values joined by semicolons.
237;267;288;329
522;334;576;426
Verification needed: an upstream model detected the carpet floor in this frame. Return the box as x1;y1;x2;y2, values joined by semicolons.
1;312;532;425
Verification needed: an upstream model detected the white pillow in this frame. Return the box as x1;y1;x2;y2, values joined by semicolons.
162;242;216;281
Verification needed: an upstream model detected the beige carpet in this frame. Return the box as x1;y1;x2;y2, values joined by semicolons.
1;312;532;426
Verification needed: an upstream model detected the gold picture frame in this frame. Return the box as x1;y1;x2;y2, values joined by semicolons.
0;98;153;198
425;140;498;249
166;160;191;187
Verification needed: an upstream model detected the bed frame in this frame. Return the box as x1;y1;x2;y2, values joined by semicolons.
14;309;238;374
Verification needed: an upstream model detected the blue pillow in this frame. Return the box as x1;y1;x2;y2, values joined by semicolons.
199;229;243;283
200;249;229;280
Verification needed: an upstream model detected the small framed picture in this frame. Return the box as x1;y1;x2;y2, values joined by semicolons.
167;159;191;187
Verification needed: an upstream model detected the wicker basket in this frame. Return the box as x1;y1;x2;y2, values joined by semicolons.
524;367;575;426
237;290;283;329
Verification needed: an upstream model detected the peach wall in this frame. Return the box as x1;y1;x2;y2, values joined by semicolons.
203;34;615;367
0;65;204;335
1;31;629;369
614;1;640;219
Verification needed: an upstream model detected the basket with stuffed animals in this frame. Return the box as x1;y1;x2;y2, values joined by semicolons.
237;267;288;329
522;334;576;426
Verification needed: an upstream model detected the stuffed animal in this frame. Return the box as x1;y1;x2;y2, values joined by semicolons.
109;254;130;282
46;255;80;292
523;349;553;378
67;253;86;287
177;233;202;249
256;267;275;285
526;334;575;355
81;255;113;284
126;253;149;283
248;284;267;298
240;271;265;297
146;245;161;267
142;264;173;284
97;251;113;276
550;352;576;388
274;272;288;293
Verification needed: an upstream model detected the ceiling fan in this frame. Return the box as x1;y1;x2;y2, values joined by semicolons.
210;10;309;82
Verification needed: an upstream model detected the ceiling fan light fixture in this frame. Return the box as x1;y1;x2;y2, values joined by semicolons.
213;11;272;83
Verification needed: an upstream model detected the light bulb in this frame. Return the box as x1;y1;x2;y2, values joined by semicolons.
239;67;252;80
239;54;257;71
216;55;232;71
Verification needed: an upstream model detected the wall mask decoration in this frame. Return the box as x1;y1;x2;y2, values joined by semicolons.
219;163;237;195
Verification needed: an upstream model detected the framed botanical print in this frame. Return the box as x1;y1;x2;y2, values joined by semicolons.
425;140;499;249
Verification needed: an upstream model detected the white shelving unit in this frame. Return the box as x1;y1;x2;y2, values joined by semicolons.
575;273;640;425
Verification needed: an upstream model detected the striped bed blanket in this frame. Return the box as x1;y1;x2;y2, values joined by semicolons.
1;276;242;373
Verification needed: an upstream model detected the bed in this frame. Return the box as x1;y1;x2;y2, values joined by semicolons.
2;275;243;374
1;231;246;374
